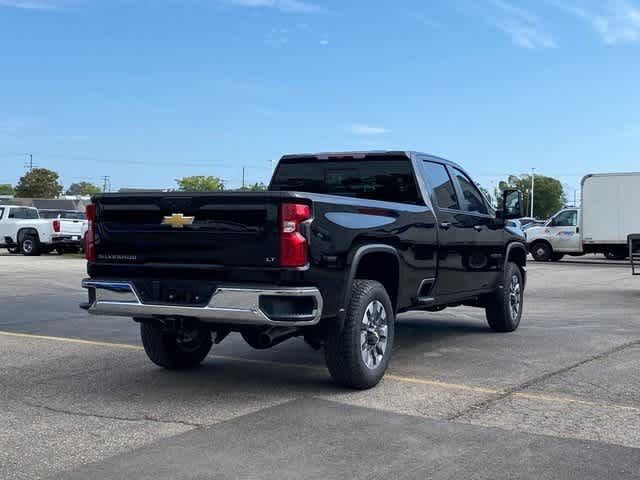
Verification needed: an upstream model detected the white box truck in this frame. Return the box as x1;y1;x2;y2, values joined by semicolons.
526;172;640;261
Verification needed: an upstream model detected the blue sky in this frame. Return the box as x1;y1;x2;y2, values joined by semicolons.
0;0;639;197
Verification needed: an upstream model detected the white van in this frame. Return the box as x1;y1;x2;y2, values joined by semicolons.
526;173;640;261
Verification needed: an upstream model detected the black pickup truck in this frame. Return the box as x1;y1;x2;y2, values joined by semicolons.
81;151;526;389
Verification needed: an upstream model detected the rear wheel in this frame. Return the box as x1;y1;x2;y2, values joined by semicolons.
530;241;551;262
551;253;565;261
140;321;212;369
325;280;395;390
485;262;524;333
20;234;41;256
604;249;627;261
7;246;19;254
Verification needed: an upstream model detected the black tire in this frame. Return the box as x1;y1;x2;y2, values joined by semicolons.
7;246;19;254
20;234;41;256
530;241;551;262
604;249;627;261
140;322;212;369
325;280;395;390
551;253;565;262
54;247;65;255
485;262;524;333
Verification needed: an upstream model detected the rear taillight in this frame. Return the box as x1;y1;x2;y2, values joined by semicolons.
85;204;96;262
52;220;60;233
280;203;311;267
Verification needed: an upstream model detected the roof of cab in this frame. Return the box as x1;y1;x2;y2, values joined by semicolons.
279;150;461;168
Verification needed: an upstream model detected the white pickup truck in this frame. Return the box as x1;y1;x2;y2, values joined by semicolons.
0;205;85;255
526;173;640;261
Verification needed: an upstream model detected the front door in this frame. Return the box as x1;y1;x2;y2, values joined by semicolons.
546;209;580;252
449;166;504;291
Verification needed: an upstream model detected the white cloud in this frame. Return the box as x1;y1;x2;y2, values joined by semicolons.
555;1;640;45
487;0;557;49
348;124;390;136
229;0;326;14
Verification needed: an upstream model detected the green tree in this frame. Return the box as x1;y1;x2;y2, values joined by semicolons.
175;176;225;192
498;174;565;219
0;184;14;195
14;168;63;198
239;182;267;192
65;182;102;196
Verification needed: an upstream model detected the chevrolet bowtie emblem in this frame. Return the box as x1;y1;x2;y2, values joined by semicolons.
162;213;195;228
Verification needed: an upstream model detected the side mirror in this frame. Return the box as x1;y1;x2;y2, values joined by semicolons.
501;189;522;220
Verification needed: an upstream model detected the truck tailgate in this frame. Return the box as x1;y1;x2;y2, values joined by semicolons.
60;219;84;236
93;193;286;267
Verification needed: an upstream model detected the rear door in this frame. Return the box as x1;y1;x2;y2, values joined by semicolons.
449;166;503;291
422;160;476;296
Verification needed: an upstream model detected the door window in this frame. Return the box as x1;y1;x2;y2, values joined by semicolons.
9;207;39;219
423;161;460;210
452;168;488;215
553;210;577;227
0;207;4;220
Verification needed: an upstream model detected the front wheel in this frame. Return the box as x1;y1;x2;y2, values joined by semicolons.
530;241;552;262
485;262;524;333
325;280;395;390
551;253;565;262
140;321;212;369
7;246;19;254
20;234;41;256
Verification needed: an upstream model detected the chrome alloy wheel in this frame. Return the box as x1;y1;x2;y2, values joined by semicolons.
360;300;388;370
22;239;33;254
508;273;521;320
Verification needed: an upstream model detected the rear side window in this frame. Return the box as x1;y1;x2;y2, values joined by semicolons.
271;158;421;205
38;210;61;219
0;207;4;219
452;168;488;215
9;207;39;219
424;161;459;210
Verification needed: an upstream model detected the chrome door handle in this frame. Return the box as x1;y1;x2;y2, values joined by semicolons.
440;222;451;230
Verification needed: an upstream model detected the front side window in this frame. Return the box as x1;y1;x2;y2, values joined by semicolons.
9;207;39;219
452;168;488;215
423;161;459;210
553;210;578;227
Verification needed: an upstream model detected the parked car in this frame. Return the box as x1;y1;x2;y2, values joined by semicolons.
38;209;88;252
0;205;84;255
526;173;640;261
81;151;527;389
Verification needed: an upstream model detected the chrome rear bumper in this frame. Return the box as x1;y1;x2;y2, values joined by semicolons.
81;279;323;327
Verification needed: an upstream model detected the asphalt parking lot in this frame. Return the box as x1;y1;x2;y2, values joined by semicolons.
1;252;639;479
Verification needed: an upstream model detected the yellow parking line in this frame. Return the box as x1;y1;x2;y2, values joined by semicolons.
0;330;143;350
1;330;639;413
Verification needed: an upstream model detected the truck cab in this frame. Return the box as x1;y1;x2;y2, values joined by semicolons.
526;208;581;262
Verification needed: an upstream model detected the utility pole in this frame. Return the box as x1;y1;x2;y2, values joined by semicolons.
242;167;245;190
24;154;35;172
530;168;535;218
101;176;111;193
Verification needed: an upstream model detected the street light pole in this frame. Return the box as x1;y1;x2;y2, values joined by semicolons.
530;168;535;218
